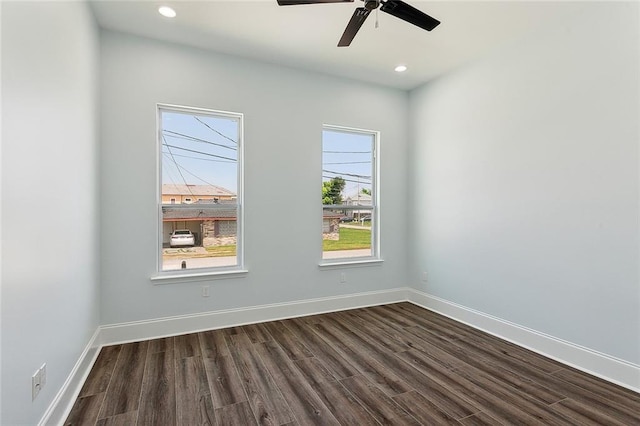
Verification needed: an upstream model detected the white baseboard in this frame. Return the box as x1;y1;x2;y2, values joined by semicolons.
408;289;640;393
98;288;410;346
38;328;101;426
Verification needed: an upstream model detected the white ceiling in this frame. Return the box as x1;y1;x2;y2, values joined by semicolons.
90;0;586;90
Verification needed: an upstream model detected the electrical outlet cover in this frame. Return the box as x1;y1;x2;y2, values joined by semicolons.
32;370;41;400
40;363;47;388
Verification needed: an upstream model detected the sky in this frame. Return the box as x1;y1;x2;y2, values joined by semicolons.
161;110;239;193
161;109;374;200
322;128;374;199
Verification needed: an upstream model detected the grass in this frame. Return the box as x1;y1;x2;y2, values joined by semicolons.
204;245;236;257
323;226;371;251
164;227;369;257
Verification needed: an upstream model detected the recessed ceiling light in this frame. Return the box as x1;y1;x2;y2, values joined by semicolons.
158;6;176;18
394;65;408;73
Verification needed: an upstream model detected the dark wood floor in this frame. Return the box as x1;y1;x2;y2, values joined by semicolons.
65;302;640;425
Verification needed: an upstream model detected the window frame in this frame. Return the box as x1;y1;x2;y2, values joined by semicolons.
153;103;245;280
320;124;381;266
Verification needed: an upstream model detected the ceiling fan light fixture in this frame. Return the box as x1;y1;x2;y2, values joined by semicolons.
158;6;176;18
394;64;408;73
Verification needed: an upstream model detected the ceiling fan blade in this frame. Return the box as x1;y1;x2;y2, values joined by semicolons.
277;0;353;5
338;7;371;47
380;0;440;31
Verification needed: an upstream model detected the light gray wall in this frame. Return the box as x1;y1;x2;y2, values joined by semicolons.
100;31;409;324
409;2;639;364
1;2;100;424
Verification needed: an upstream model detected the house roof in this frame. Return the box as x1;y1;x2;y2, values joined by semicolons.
162;184;235;197
163;205;343;221
162;206;236;221
345;193;371;201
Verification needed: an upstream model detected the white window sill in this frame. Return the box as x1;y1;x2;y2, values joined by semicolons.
318;258;383;269
151;269;248;284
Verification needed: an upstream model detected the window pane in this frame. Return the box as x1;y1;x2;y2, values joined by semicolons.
160;108;240;271
322;128;376;260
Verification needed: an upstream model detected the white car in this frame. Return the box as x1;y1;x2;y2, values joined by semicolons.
170;230;195;247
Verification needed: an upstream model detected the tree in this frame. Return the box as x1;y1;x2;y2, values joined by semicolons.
361;188;371;195
322;177;346;205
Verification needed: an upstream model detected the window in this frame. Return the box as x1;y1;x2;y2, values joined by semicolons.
322;125;379;262
158;104;243;274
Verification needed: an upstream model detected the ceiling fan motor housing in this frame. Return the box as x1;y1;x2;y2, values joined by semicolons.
364;0;381;11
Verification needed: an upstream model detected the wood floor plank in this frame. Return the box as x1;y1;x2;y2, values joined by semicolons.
95;411;138;426
395;301;567;376
382;355;481;420
256;339;340;425
458;411;505;426
98;341;148;419
215;401;258;426
549;397;630;426
392;390;460;425
383;303;463;341
316;315;481;420
333;310;411;353
175;333;202;359
203;354;247;409
242;323;272;344
454;360;566;406
552;367;640;406
199;329;247;408
453;366;575;424
199;329;232;359
175;355;216;425
309;378;383;425
294;357;335;387
390;325;468;371
137;349;176;426
225;331;295;425
368;304;417;329
340;375;418;425
313;322;412;397
283;317;359;380
453;339;640;425
398;348;574;425
262;320;314;361
404;325;566;405
147;336;174;354
79;345;121;397
64;394;105;426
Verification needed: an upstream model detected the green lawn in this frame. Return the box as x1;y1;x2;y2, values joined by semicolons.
165;228;369;257
323;226;371;251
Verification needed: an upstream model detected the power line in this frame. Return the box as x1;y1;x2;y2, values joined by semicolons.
194;116;238;145
162;151;235;164
167;156;223;188
163;130;236;151
323;161;371;165
161;153;180;187
323;151;370;154
323;175;371;184
164;144;237;162
162;136;195;199
323;169;371;179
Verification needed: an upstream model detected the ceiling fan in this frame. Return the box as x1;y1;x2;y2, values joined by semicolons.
276;0;441;47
